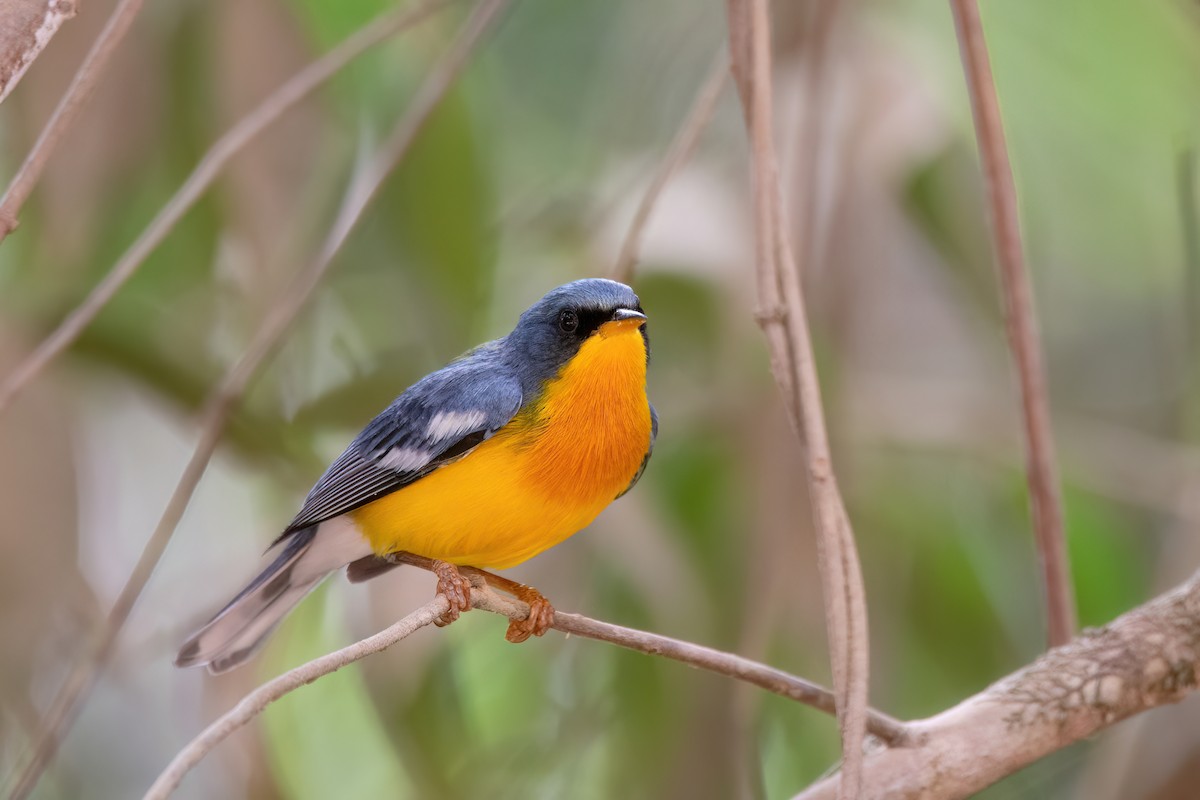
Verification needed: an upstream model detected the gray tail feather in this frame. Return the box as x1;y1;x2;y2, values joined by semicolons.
176;526;329;674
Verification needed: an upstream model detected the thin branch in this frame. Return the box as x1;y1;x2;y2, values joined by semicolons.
851;374;1200;525
145;581;910;800
950;0;1075;647
1177;148;1200;436
547;610;906;744
725;0;870;796
0;0;458;420
0;0;145;239
795;567;1200;799
1179;149;1200;352
142;597;451;800
2;3;508;796
610;48;728;284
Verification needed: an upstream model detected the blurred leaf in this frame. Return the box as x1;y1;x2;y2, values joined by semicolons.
369;86;496;348
758;692;840;800
651;430;744;635
636;273;722;392
287;0;395;47
262;587;413;800
1063;486;1149;628
902;147;999;319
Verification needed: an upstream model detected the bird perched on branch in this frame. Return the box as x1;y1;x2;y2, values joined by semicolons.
177;279;656;674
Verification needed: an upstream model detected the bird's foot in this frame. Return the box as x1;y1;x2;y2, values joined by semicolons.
458;566;554;643
430;559;472;627
503;582;554;643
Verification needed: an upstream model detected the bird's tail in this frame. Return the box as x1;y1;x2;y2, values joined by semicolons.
175;522;367;674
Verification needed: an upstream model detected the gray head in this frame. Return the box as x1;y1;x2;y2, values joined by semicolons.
504;279;647;391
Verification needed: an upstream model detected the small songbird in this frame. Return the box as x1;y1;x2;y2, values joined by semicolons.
177;279;656;674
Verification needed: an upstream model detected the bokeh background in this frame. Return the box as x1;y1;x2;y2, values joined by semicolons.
3;0;1200;797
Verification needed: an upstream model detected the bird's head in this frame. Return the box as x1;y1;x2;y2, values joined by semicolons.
505;278;648;390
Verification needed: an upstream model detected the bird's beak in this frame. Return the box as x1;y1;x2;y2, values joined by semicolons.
609;308;647;329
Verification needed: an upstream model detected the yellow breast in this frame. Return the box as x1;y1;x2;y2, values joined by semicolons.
350;322;651;569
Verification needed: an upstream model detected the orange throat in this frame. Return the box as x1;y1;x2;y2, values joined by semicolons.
516;321;651;504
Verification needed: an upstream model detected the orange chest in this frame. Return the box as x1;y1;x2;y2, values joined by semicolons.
507;327;652;505
349;326;652;568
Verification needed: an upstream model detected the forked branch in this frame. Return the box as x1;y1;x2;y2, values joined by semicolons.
796;567;1200;799
725;0;870;796
145;578;910;800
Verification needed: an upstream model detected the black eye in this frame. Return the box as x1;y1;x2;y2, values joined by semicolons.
558;308;579;333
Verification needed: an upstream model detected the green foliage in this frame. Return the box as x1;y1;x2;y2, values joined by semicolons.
262;590;414;800
2;0;1198;797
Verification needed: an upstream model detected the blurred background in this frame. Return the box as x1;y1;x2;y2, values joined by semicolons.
2;0;1200;797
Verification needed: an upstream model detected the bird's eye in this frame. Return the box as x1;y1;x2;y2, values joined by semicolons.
558;309;579;333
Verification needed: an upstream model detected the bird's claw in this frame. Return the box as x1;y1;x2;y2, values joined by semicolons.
505;584;555;643
431;560;472;627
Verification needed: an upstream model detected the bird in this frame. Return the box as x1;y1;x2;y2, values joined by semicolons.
176;278;656;674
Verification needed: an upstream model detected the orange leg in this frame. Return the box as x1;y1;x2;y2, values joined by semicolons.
431;560;473;627
459;566;555;643
386;553;472;627
384;552;554;642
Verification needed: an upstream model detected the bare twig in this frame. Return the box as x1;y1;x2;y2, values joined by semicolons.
145;580;910;800
795;567;1200;799
0;0;144;239
0;0;457;419
1179;149;1200;353
393;552;902;743
3;3;507;796
950;0;1075;648
725;0;870;796
610;49;728;284
1177;148;1200;438
142;597;451;800
548;610;905;744
850;374;1200;525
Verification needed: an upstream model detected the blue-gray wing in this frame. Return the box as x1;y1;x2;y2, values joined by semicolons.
283;347;522;534
617;402;657;500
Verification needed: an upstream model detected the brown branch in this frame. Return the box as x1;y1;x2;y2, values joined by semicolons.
0;0;457;419
409;552;906;745
610;48;728;284
950;0;1075;647
0;0;144;239
551;611;905;741
142;597;451;800
795;567;1200;799
0;0;78;105
726;0;870;797
852;375;1200;525
2;3;508;796
144;580;911;800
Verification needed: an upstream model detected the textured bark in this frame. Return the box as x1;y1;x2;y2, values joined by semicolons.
796;571;1200;799
0;0;76;105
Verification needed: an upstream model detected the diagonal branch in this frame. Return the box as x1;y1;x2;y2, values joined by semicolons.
0;0;458;419
610;48;728;284
0;0;145;239
144;582;911;800
950;0;1075;648
2;3;508;797
795;567;1200;799
143;597;451;800
725;0;870;796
